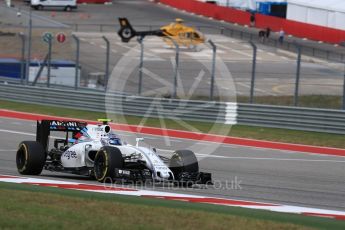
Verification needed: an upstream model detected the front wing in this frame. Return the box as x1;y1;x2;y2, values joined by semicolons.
113;168;212;185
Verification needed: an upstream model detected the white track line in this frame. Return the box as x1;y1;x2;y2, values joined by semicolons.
0;129;36;136
0;129;61;139
217;44;254;58
156;149;345;163
1;175;344;220
196;154;345;163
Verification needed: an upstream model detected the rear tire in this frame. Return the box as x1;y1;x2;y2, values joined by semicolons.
16;141;46;175
169;150;199;180
94;146;123;183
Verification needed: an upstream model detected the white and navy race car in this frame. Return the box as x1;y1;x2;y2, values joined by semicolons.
16;119;211;185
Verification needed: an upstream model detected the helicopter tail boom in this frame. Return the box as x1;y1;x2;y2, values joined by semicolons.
118;18;164;42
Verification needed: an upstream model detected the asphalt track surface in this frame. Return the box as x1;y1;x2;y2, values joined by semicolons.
1;116;345;212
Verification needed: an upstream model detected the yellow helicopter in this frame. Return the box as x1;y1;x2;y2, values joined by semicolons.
118;18;206;48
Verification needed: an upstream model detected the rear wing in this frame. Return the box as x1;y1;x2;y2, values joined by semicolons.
36;120;87;151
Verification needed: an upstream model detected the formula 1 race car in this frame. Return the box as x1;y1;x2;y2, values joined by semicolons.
16;119;212;185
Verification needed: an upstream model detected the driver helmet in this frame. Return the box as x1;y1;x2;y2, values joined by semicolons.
108;133;122;146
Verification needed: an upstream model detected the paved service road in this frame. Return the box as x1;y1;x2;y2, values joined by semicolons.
3;1;345;97
72;32;345;98
0;117;344;211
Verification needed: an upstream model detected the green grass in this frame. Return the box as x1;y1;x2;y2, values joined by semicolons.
2;182;345;230
2;99;345;148
238;95;342;109
185;95;342;110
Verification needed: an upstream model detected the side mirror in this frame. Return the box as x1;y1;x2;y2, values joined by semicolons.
135;137;144;147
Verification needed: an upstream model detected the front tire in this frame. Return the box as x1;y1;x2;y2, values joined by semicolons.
169;150;199;180
16;141;46;175
94;146;124;183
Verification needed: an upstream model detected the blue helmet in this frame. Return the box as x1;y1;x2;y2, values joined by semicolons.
108;133;122;146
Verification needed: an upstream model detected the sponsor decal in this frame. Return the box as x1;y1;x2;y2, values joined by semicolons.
63;150;77;160
92;127;104;132
50;121;79;127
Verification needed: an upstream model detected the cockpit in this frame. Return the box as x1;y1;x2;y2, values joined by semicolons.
178;31;203;40
99;132;123;146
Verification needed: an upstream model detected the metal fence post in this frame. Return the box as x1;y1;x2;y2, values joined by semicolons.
172;40;179;99
25;8;33;85
165;38;179;99
249;41;257;103
47;38;52;88
32;54;48;86
208;40;216;101
342;63;345;110
19;33;26;84
72;35;80;90
102;36;110;91
137;37;144;95
294;44;302;106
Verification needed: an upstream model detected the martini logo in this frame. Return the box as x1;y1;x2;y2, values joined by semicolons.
50;121;78;127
